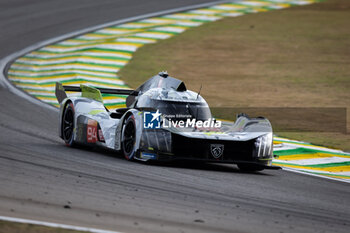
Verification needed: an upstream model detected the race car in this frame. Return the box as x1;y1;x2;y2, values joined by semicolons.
55;71;280;171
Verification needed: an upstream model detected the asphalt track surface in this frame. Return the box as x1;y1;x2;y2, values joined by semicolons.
0;0;349;232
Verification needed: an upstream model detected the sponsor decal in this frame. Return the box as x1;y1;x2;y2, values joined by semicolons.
87;119;98;143
210;144;224;159
98;129;105;142
140;152;157;160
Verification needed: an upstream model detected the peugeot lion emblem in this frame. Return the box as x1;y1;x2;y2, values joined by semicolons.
210;144;224;159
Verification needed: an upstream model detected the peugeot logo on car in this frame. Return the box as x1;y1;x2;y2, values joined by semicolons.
210;144;224;159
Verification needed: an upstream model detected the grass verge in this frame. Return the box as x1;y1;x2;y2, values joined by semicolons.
119;0;350;151
0;220;88;233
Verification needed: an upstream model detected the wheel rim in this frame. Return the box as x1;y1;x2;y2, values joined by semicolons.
63;107;74;142
123;120;135;156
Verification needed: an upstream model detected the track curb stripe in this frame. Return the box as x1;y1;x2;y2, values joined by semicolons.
6;0;324;110
273;138;350;181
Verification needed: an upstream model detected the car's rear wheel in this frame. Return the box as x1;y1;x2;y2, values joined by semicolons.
62;103;75;146
237;163;264;172
122;115;137;160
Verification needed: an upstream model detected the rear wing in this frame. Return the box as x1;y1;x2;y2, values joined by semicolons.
55;82;138;104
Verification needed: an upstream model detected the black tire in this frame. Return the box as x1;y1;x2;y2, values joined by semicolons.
237;163;264;172
122;115;137;160
62;102;75;146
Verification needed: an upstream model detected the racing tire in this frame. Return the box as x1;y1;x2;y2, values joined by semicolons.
237;163;264;172
122;115;137;160
62;103;75;147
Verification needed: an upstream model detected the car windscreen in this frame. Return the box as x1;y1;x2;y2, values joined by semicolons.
149;100;211;121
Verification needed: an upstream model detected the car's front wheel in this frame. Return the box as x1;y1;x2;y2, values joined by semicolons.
122;115;137;160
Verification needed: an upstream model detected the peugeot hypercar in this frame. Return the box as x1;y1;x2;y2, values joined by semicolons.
55;72;279;171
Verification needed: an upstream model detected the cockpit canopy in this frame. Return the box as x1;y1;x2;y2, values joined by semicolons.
130;72;212;121
126;71;186;107
136;88;211;121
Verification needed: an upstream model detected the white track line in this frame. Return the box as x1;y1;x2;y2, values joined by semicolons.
0;216;121;233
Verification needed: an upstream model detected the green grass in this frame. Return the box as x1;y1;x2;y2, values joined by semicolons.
0;220;88;233
119;0;350;151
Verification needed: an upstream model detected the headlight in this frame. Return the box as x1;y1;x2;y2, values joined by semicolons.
254;133;273;158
